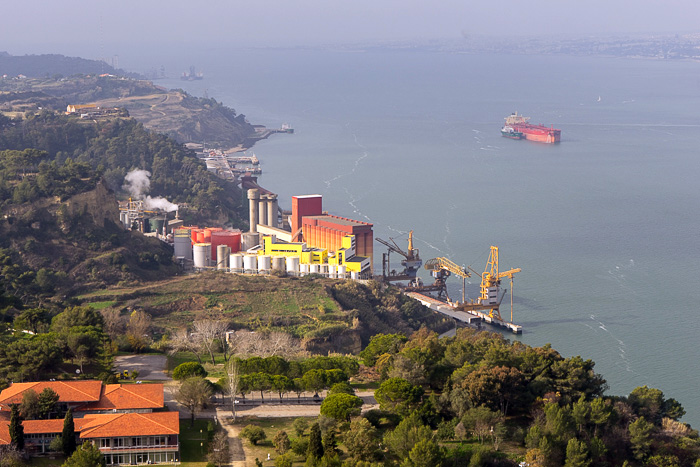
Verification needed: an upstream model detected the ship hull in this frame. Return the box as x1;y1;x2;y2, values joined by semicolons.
511;124;561;143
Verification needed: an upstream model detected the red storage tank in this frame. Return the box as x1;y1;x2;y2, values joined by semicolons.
211;230;242;260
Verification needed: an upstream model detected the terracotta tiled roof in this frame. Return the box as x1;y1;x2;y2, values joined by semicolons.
22;419;65;434
79;412;179;438
0;423;9;445
0;412;179;445
0;381;102;406
79;384;164;411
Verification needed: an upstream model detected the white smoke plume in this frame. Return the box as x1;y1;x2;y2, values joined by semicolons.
123;169;179;213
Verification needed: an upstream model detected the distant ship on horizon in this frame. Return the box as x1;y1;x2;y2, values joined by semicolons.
181;65;203;81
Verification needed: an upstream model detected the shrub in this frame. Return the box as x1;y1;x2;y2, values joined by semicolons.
173;362;208;380
240;425;266;445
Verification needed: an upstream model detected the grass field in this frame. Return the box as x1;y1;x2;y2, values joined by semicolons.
180;419;213;465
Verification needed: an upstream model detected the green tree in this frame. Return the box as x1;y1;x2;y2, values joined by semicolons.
240;425;266;446
374;377;423;416
628;385;686;423
461;406;502;444
62;440;105;467
308;423;324;461
20;389;40;420
328;381;355;396
62;408;76;457
629;416;653;461
38;387;60;419
406;438;443;467
360;333;408;366
293;417;309;437
176;377;213;427
271;375;294;401
172;361;208;380
343;418;379;462
51;306;103;333
564;438;591;467
383;412;433;459
9;405;24;451
274;453;294;467
13;308;50;334
320;393;363;422
302;369;327;397
273;430;291;455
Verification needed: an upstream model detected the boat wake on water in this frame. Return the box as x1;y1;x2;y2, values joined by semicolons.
323;129;369;189
588;314;635;374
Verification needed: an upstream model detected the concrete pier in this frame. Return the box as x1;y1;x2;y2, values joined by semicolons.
405;291;522;334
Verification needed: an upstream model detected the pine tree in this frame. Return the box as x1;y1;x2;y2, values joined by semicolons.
62;408;77;456
9;404;24;451
307;423;324;461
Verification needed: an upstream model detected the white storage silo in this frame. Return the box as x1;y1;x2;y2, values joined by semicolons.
309;264;320;274
258;255;271;273
350;271;359;280
299;263;309;276
328;264;337;279
243;254;257;273
271;256;286;272
193;243;211;269
286;256;300;275
230;253;244;273
217;245;230;270
337;265;347;279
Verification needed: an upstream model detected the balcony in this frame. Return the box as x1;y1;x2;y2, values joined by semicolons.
98;444;179;454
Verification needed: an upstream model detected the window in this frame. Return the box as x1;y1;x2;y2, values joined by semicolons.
113;438;124;447
100;438;110;448
132;437;142;447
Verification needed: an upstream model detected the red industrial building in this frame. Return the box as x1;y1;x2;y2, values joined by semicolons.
291;195;373;268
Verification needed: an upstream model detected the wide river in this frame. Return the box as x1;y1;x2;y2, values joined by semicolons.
147;49;700;426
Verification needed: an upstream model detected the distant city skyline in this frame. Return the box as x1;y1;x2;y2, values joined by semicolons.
3;0;700;60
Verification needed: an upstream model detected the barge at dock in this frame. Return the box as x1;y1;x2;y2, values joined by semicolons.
504;112;560;143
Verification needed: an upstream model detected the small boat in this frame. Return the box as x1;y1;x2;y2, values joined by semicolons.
501;125;524;139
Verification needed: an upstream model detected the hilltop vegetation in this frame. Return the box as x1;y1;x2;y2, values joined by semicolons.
79;273;453;354
0;52;136;79
0;73;257;147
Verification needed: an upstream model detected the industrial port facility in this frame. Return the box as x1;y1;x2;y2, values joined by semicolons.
118;172;523;333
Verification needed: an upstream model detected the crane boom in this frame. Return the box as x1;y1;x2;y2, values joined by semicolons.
424;257;470;279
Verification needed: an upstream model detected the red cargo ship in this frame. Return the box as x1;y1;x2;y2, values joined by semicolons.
504;112;561;143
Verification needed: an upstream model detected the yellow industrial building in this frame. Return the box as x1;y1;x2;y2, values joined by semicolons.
261;234;371;274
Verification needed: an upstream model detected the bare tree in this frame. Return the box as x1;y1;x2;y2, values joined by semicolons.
266;331;300;357
100;309;125;339
208;431;231;467
193;319;229;364
226;330;302;358
168;328;204;364
126;310;152;353
224;359;240;421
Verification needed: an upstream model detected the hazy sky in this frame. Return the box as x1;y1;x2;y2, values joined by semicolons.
4;0;700;58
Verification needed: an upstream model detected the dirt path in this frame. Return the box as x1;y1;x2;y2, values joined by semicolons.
216;408;246;467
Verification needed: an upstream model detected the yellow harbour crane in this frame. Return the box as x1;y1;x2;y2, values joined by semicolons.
424;246;521;323
423;257;470;302
476;246;521;322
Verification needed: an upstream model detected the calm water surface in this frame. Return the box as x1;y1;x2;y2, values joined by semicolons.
152;49;700;426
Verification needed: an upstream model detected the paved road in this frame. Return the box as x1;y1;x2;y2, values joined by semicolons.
114;354;169;381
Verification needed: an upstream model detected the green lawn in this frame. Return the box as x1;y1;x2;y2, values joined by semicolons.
180;419;213;463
